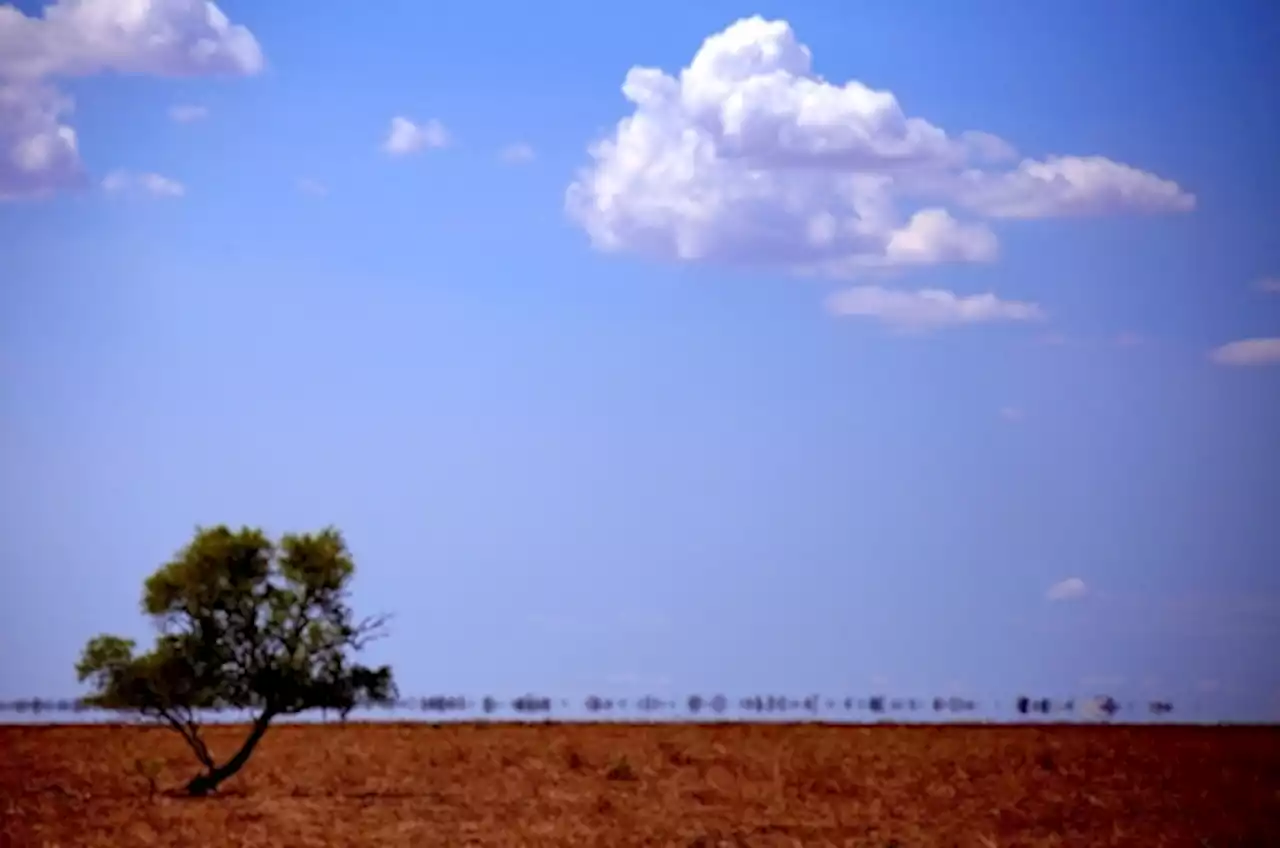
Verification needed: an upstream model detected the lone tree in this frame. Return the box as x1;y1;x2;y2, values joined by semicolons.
76;525;396;796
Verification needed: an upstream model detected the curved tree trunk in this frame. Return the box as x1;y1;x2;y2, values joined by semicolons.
186;711;275;796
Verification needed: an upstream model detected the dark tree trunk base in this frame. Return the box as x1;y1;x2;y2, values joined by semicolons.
186;772;219;796
182;712;276;796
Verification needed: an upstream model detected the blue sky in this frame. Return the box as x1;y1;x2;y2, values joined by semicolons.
2;0;1279;721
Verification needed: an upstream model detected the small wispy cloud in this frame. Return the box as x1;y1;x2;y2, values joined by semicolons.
296;177;328;197
383;116;449;156
1046;577;1088;602
101;170;185;198
1208;338;1280;367
1253;277;1280;294
500;143;536;164
999;406;1025;423
825;286;1045;332
168;104;209;123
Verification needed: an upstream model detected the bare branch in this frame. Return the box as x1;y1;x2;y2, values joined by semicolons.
149;704;214;770
351;613;392;650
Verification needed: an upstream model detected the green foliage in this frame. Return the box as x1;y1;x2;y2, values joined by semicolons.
76;525;395;793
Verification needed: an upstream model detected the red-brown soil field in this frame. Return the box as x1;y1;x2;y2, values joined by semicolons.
3;722;1279;846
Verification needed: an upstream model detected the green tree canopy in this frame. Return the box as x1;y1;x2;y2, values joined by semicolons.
76;525;395;795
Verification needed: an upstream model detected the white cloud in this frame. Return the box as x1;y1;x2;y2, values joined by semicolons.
0;0;263;80
500;142;535;164
383;116;449;156
168;104;208;123
0;0;262;201
946;155;1194;219
101;169;184;198
999;406;1025;422
0;80;82;199
825;285;1045;331
296;177;327;197
959;130;1018;163
566;16;1193;278
1209;338;1280;367
1254;277;1280;294
884;208;997;265
1047;577;1088;602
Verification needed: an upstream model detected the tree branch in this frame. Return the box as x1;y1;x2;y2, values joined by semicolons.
150;704;215;770
351;613;391;650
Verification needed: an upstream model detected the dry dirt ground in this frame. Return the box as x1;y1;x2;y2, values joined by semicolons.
3;722;1279;847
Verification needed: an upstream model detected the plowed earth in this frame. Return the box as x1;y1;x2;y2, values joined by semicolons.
3;723;1278;846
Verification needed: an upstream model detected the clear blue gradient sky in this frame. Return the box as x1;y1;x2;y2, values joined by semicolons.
2;0;1278;721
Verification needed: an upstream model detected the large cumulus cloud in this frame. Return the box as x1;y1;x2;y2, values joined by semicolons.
567;17;1194;281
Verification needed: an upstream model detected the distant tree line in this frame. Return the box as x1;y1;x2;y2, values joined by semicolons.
1;692;1176;717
